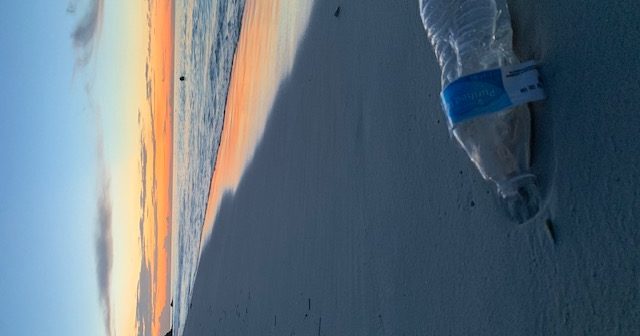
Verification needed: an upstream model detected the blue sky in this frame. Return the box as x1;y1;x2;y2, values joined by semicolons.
0;0;105;334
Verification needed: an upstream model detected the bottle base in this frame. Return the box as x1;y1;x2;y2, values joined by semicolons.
497;174;541;223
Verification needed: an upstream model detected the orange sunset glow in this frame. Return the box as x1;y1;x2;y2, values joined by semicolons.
136;0;173;335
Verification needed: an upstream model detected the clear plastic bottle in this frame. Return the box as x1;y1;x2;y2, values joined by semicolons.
419;0;544;222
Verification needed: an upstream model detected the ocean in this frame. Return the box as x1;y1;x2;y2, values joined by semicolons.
171;0;246;335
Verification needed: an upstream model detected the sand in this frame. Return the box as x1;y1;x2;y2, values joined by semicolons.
183;0;640;335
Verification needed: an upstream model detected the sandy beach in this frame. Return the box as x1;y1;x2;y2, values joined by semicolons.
183;0;640;335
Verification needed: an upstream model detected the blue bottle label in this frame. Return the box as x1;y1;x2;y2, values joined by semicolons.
441;61;545;125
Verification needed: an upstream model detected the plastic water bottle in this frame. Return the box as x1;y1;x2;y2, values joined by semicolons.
418;0;545;222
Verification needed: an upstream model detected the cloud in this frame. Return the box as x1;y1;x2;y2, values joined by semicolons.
95;134;113;336
70;0;104;68
136;112;151;336
69;2;110;334
135;257;153;336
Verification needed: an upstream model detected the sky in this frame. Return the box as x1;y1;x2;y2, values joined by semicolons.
0;0;172;335
0;0;313;335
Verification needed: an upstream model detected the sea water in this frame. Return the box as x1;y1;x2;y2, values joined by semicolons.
171;0;245;334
